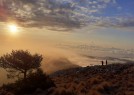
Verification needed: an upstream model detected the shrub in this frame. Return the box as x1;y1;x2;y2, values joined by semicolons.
2;68;55;95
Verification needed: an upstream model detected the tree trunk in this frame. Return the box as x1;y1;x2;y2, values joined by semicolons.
24;71;27;80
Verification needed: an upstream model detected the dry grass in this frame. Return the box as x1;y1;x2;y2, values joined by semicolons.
50;63;134;95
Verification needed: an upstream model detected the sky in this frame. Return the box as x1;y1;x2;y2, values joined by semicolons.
0;0;134;68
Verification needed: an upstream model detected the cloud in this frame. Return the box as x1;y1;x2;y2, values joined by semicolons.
42;57;79;74
102;0;111;3
95;17;134;28
57;42;134;63
0;0;133;30
3;0;83;30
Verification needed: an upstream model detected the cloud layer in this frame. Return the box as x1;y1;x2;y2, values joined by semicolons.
0;0;134;30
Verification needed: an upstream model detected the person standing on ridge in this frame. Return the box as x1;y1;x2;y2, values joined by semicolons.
106;60;108;65
101;61;104;66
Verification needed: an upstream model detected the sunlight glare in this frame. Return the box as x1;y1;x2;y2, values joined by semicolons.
8;24;19;34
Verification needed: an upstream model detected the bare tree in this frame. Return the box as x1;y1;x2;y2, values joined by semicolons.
0;50;43;80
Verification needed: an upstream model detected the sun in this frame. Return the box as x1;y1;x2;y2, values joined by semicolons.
8;24;19;34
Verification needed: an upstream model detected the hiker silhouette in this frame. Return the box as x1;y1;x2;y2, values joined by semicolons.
106;60;108;65
101;61;104;66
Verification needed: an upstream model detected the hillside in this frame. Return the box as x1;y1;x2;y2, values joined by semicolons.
0;63;134;95
49;63;134;95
